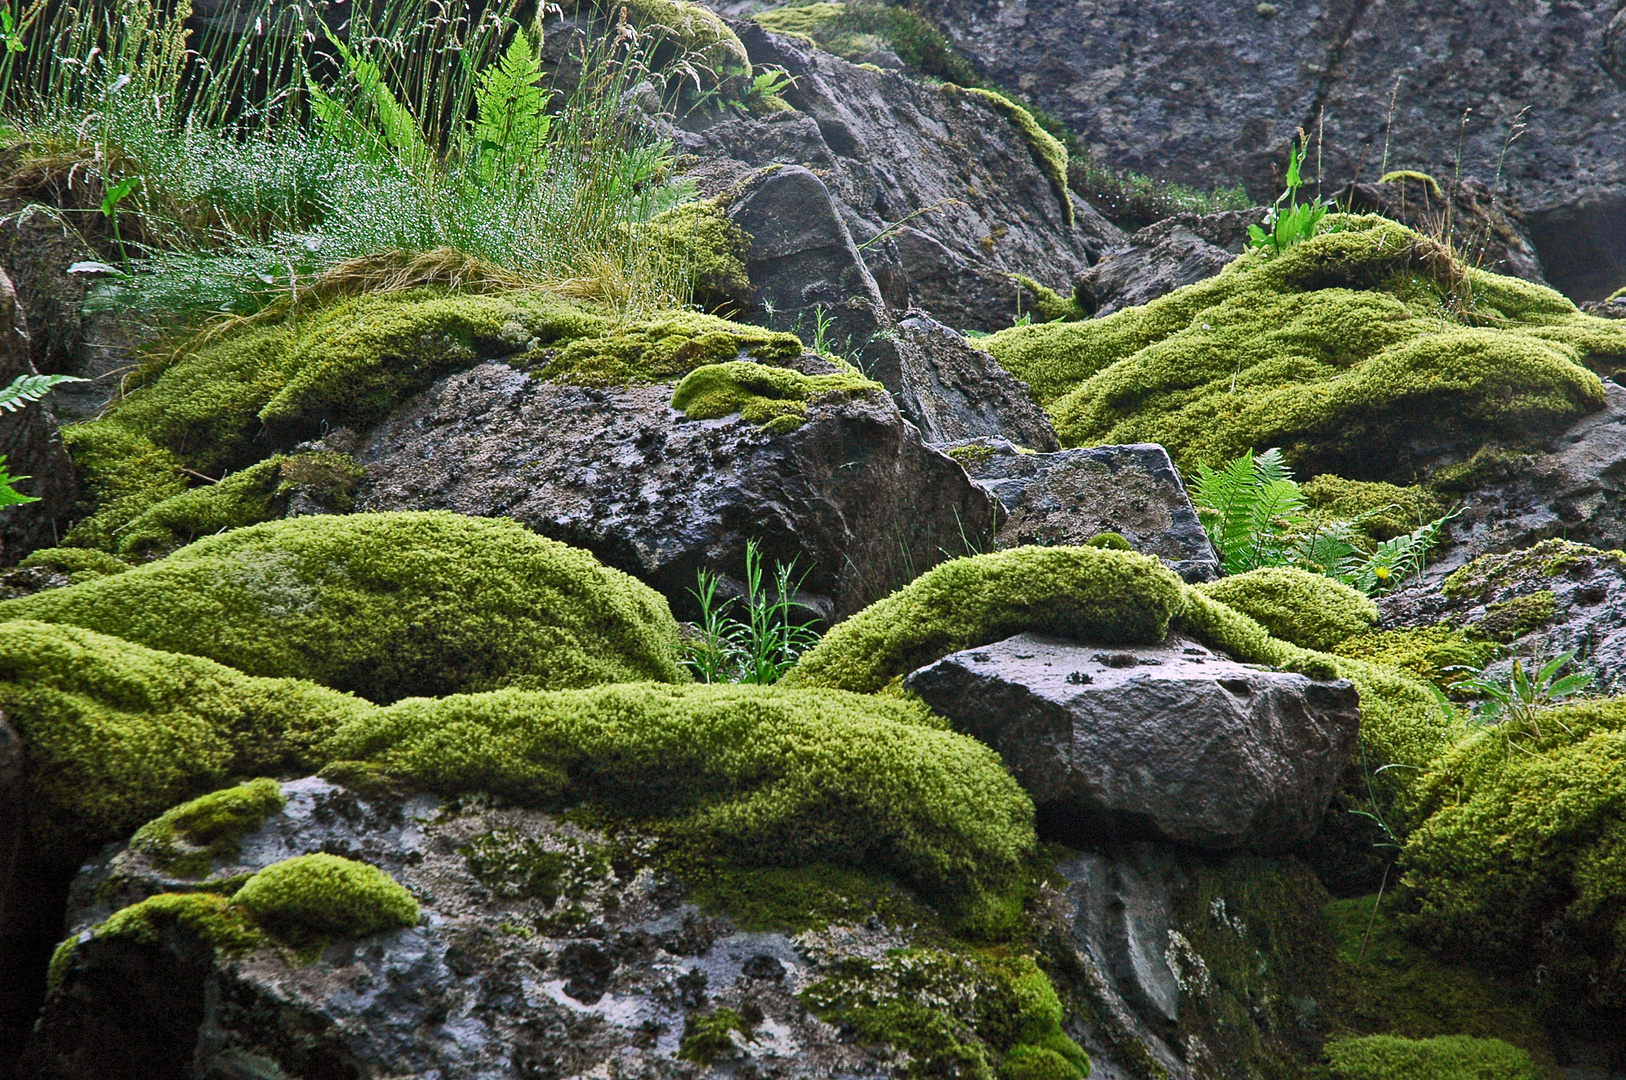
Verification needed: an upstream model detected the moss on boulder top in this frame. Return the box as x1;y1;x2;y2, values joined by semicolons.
0;512;687;702
231;853;419;937
1197;567;1377;652
130;778;288;879
985;216;1626;478
671;361;884;432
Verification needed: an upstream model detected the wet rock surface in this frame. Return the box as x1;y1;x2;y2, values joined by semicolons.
956;440;1219;582
894;315;1059;448
355;363;999;621
0;268;75;566
904;633;1361;852
1073;209;1258;317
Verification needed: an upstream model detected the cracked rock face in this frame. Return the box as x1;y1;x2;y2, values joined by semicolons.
903;633;1361;853
31;778;891;1080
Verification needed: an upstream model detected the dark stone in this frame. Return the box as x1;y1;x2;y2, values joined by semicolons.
1057;845;1182;1033
956;440;1219;582
558;942;615;1005
1073;209;1260;317
894;315;1058;449
0;267;77;566
904;633;1362;852
355;364;1000;621
742;954;785;981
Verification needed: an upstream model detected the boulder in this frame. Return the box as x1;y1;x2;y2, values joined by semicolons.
903;633;1361;852
0;267;76;566
894;315;1059;448
954;440;1219;582
1074;208;1259;317
354;363;1001;621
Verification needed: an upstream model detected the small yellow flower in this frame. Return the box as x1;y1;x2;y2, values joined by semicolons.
1373;566;1392;582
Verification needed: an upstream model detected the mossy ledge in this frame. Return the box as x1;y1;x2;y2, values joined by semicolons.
0;511;688;703
671;360;884;432
130;778;288;879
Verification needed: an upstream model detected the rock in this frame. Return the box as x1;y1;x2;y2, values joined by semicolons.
355;363;1000;621
894;314;1059;448
1074;208;1260;317
903;633;1361;852
0;267;76;566
954;440;1219;582
910;0;1626;300
26;777;891;1080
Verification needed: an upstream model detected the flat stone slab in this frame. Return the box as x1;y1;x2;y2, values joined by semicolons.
904;633;1360;853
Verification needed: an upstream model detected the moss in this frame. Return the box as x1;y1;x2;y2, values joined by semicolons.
97;891;268;953
0;620;365;862
1332;626;1500;688
985;216;1624;479
679;1008;752;1065
643;201;750;307
1301;475;1448;544
1400;698;1626;1016
676;858;929;933
947;443;996;467
322;682;1034;912
59;420;189;549
1085;531;1131;551
670;360;883;431
112;452;364;557
1011;274;1084;323
526;310;802;387
1428;445;1532;493
960;88;1074;227
620;0;750;74
801;950;1087;1080
1441;539;1625;602
0;511;688;703
1377;170;1446;200
783;546;1187;694
1472;590;1557;643
459;828;610;906
755;2;845;36
1322;1035;1537;1080
130;777;287;879
1197;567;1377;651
231;853;419;937
17;546;128;583
752;2;980;86
1321;895;1559;1076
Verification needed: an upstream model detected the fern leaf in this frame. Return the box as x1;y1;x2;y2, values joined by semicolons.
0;372;85;413
474;31;551;168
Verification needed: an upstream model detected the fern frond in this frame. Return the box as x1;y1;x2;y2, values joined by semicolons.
0;372;85;413
474;30;551;173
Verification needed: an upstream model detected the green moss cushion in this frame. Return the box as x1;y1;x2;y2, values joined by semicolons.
671;361;883;431
231;853;419;936
985;216;1626;478
1323;1034;1536;1080
1197;567;1378;652
784;546;1187;693
129;778;288;878
0;512;687;702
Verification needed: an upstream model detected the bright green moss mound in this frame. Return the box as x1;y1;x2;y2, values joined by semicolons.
0;620;364;860
671;361;883;432
130;778;287;878
48;893;265;992
59;421;188;549
232;853;419;936
783;546;1187;694
322;682;1034;908
1197;567;1377;651
1323;1035;1536;1080
17;547;129;582
958;88;1073;227
1401;698;1626;989
1302;475;1448;544
985;216;1625;478
644;201;750;307
0;512;687;703
619;0;750;73
1332;625;1499;689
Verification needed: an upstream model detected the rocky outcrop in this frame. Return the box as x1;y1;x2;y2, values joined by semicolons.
0;268;76;566
903;632;1362;852
1074;208;1259;317
956;440;1220;581
354;363;1000;621
894;315;1059;447
909;0;1626;300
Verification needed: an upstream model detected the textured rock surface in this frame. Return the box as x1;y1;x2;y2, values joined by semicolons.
904;633;1361;852
0;268;75;566
909;0;1626;299
29;777;891;1080
1074;209;1258;317
957;441;1219;582
355;363;1000;620
895;315;1059;448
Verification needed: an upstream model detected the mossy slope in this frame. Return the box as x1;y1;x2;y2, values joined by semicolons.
985;216;1626;478
0;512;687;702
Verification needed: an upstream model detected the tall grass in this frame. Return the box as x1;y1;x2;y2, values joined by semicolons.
0;0;700;317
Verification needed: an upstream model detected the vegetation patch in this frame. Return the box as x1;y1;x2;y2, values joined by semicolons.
16;547;130;583
1301;475;1450;546
1332;626;1500;689
1197;566;1377;652
231;852;419;937
985;216;1624;479
671;361;882;432
1472;590;1558;643
1322;1035;1537;1080
130;778;288;879
0;512;688;703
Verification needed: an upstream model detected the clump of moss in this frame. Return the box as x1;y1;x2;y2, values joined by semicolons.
527;310;801;387
802;950;1087;1080
985;216;1624;479
946;443;997;467
679;1007;753;1065
958;87;1073;227
112;452;364;557
17;547;129;582
675;858;928;933
1322;1035;1537;1080
643;201;750;308
59;421;189;549
752;1;980;86
322;682;1034;912
617;0;750;74
1085;531;1131;551
0;511;688;703
1441;538;1624;602
0;620;365;862
1333;626;1500;688
1197;567;1377;651
1301;475;1449;544
1011;274;1084;323
460;828;611;907
46;892;264;993
783;546;1187;694
231;852;419;937
130;778;287;879
671;361;883;432
1472;590;1557;643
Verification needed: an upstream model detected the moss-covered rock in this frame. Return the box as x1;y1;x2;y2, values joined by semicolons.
671;360;884;432
17;546;129;581
1322;1034;1537;1080
0;620;364;860
1197;567;1377;651
985;216;1625;478
958;88;1073;227
643;201;751;308
1332;626;1500;689
59;420;188;549
0;511;688;702
1302;475;1449;544
618;0;750;74
783;546;1188;693
231;853;419;937
129;778;288;879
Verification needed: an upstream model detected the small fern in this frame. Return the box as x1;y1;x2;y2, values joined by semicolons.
0;372;85;413
472;30;552;178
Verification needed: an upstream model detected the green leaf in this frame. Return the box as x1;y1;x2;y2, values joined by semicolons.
472;30;552;178
0;372;86;413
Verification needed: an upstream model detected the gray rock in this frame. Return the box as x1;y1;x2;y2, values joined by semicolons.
1074;209;1259;317
903;633;1361;853
355;363;1000;621
0;267;77;566
894;315;1058;448
29;777;893;1080
956;440;1219;582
